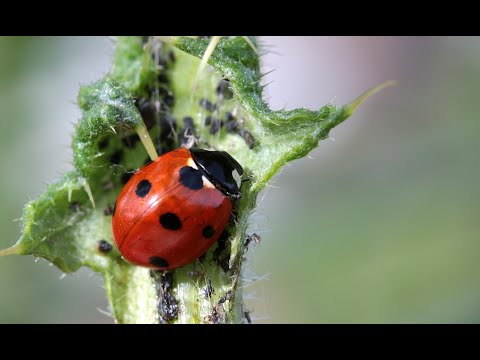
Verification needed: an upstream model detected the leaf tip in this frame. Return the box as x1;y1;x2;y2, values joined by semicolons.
242;36;259;55
344;80;396;116
0;244;21;257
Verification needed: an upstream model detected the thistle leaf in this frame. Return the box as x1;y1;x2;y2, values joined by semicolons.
1;36;390;323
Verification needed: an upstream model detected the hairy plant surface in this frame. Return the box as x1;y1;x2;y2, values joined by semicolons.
0;36;390;323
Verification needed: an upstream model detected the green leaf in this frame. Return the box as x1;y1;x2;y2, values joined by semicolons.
73;77;145;180
111;36;157;97
163;36;385;194
1;68;161;322
1;36;391;323
1;171;95;272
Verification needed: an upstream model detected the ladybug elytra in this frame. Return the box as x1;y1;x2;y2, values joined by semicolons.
112;147;243;270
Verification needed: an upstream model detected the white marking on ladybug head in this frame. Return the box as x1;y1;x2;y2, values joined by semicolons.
232;169;242;189
187;158;198;170
202;176;215;189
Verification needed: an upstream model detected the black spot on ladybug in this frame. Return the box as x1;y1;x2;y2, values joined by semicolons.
199;98;215;112
202;225;215;238
110;150;124;164
179;166;203;190
98;137;109;150
225;120;238;133
135;179;152;198
239;129;255;149
149;256;169;268
69;202;80;212
160;212;182;230
121;172;134;185
97;240;113;254
209;119;223;135
204;116;212;126
103;204;114;216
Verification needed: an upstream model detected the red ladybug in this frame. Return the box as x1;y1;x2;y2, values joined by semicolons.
112;147;243;270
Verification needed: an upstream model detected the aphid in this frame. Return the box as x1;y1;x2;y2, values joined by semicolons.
97;240;113;254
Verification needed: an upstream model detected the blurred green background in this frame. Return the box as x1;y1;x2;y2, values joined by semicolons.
0;37;479;323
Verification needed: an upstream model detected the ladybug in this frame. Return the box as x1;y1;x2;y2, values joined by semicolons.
112;147;243;270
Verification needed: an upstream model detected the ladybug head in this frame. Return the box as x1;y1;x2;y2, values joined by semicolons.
190;148;244;199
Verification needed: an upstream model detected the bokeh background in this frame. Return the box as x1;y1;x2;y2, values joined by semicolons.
0;36;479;323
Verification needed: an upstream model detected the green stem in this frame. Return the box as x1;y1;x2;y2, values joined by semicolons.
1;36;392;324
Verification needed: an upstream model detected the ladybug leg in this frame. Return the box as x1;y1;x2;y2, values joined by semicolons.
242;176;253;184
229;211;238;225
212;229;231;273
198;252;208;263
